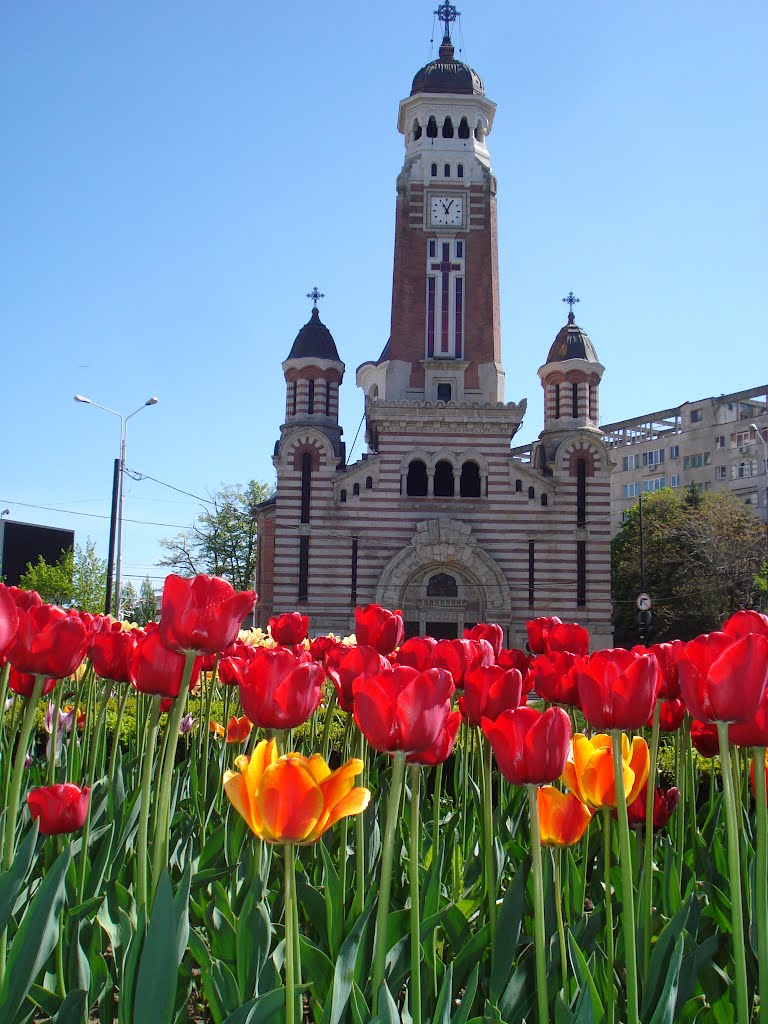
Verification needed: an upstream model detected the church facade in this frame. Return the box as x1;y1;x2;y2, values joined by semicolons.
255;13;614;650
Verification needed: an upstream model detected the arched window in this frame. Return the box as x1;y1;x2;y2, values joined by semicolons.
365;476;373;490
457;163;464;178
515;479;523;493
576;458;587;526
540;493;548;507
353;482;360;496
307;379;315;415
430;162;438;177
340;489;347;503
290;381;297;416
458;117;470;139
572;382;579;418
427;116;438;138
528;486;535;500
554;383;561;419
413;118;422;140
434;460;455;497
443;163;451;177
406;460;428;497
442;116;454;138
427;573;458;597
437;382;452;403
300;451;312;524
460;460;481;497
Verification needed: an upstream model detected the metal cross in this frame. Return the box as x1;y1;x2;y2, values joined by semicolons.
562;291;580;313
307;287;324;308
435;2;459;37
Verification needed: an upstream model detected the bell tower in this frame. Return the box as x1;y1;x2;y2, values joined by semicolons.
357;3;503;407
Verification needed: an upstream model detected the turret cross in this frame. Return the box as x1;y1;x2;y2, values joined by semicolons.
307;287;325;309
562;291;580;313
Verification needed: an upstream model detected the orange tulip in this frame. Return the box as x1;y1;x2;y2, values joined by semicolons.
209;721;225;738
223;738;370;845
537;786;592;846
226;715;251;743
561;733;650;810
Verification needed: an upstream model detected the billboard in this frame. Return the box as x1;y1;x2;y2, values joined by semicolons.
0;520;75;587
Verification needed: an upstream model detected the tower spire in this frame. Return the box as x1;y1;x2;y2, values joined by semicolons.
434;2;459;42
562;291;580;323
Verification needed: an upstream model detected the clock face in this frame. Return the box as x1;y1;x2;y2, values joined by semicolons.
430;195;463;226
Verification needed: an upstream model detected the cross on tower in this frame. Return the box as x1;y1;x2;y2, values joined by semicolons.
562;291;580;313
435;2;459;38
431;243;461;354
307;287;324;309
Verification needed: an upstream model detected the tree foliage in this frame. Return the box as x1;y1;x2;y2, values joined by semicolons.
612;486;767;644
19;539;108;613
158;480;273;593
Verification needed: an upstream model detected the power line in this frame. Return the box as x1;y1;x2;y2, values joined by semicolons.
0;499;187;530
124;468;213;505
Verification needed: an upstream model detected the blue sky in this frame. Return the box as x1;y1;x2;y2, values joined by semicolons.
1;0;766;590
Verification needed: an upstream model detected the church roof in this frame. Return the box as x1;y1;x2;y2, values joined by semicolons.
546;312;599;363
287;307;341;362
411;37;484;97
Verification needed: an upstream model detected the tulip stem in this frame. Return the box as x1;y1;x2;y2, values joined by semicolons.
641;700;661;974
553;848;568;995
151;652;196;905
47;681;63;785
602;809;615;1024
372;750;407;1011
77;678;115;903
481;737;497;935
0;662;10;750
355;732;366;919
108;686;132;785
611;731;640;1024
284;842;296;1024
431;760;443;999
717;723;750;1023
527;784;549;1024
136;697;162;912
409;765;422;1024
753;747;768;1024
320;688;337;764
0;673;45;990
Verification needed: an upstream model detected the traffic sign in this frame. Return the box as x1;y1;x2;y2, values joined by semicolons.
636;593;652;611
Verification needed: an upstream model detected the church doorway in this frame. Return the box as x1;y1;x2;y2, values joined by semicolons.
425;621;458;640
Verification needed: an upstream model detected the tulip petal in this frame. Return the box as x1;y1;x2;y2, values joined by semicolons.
256;759;323;843
223;771;257;834
625;737;651;805
308;786;372;842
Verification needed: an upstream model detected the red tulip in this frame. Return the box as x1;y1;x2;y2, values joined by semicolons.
91;628;141;684
218;654;246;687
354;604;404;656
237;648;325;730
352;667;455;754
8;667;56;698
573;648;659;730
464;623;504;658
526;616;563;655
158;574;256;655
526;652;579;706
433;638;494;687
547;622;590;657
626;784;680;830
647;641;683;699
656;698;686;732
407;710;461;765
537;787;592;846
226;715;252;743
326;645;390;713
394;636;437;671
482;706;571;785
728;684;768;747
0;586;19;658
722;609;768;639
459;666;522;727
131;629;202;698
28;784;90;835
497;646;532;676
5;586;43;611
269;612;309;646
690;719;720;758
678;632;768;724
309;635;339;664
7;604;90;679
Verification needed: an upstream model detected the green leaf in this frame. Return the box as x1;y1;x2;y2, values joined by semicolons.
85;822;115;901
567;933;604;1024
641;898;693;1019
451;922;491;993
236;887;272;1002
431;960;453;1024
51;989;88;1023
220;987;285;1024
320;837;343;959
132;872;180;1024
350;984;370;1024
490;858;529;1002
0;823;38;936
452;964;479;1024
378;980;400;1024
0;843;71;1021
327;901;374;1024
648;934;685;1024
299;936;334;1008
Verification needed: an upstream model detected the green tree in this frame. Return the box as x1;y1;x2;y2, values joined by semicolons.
612;487;767;643
136;576;158;625
159;480;273;592
20;539;108;613
120;581;140;622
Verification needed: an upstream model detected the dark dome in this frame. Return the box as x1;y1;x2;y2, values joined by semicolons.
411;39;484;97
546;312;599;363
287;307;341;362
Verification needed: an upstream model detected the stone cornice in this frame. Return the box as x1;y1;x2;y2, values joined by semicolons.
366;397;526;434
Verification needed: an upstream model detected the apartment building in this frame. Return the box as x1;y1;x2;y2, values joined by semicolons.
602;385;768;534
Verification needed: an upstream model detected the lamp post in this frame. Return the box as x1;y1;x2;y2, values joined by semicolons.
751;423;768;520
74;394;158;617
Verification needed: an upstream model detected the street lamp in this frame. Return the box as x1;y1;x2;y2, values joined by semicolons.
751;423;768;518
74;394;158;617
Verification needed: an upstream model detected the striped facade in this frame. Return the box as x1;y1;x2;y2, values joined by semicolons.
255;29;615;650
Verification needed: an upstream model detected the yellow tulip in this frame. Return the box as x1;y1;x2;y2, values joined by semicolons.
561;733;649;810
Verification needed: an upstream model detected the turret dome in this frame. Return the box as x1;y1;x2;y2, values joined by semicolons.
287;307;340;362
546;312;599;363
411;37;484;97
